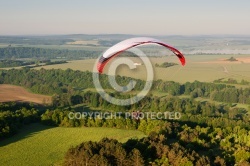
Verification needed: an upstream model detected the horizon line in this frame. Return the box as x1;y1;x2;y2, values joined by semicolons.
1;33;250;37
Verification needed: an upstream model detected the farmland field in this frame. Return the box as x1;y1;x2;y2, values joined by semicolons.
66;40;100;45
34;54;250;83
0;84;51;104
0;123;145;166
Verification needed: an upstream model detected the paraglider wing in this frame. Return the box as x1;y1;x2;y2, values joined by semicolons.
97;37;185;73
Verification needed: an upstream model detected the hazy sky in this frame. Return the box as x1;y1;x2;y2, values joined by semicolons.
0;0;250;35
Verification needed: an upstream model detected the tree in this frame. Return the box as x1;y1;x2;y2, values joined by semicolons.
128;149;144;166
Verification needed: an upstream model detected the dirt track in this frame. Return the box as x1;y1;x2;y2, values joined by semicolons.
0;84;51;104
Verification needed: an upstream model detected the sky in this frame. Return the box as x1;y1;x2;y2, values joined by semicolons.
0;0;250;35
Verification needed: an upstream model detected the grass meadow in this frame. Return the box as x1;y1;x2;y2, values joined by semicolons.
0;123;145;166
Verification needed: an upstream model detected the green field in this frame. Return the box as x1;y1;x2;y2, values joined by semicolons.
34;54;250;83
0;123;145;166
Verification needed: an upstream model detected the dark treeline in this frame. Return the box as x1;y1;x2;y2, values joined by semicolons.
0;60;35;68
0;47;101;60
155;62;178;68
0;68;250;105
0;47;137;60
214;78;250;85
64;137;211;166
44;60;68;66
0;36;74;45
0;103;39;139
0;60;69;68
44;93;250;130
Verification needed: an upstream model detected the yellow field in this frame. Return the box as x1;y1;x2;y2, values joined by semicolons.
34;55;250;83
